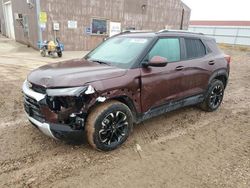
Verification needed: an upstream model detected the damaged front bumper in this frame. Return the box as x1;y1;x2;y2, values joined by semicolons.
26;113;84;141
22;80;85;141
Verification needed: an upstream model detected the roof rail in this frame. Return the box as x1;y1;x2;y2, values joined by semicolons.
105;31;131;39
157;29;204;35
122;30;153;33
104;30;153;40
110;30;152;37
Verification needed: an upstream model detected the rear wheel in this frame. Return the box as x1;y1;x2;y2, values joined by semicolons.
57;51;62;57
200;79;225;112
86;101;133;151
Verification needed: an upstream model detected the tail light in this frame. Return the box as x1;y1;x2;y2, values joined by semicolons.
224;55;231;64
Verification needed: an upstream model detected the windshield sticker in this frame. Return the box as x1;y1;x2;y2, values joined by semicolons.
129;39;148;44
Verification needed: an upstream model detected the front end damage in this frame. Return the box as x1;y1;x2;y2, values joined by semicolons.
22;80;95;141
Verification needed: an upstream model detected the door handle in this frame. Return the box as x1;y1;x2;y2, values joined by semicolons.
176;66;184;71
208;60;215;65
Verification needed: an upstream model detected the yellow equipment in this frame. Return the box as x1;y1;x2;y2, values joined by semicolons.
48;41;56;51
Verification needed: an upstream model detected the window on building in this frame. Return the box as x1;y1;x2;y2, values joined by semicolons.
92;19;107;35
149;38;181;62
184;38;206;59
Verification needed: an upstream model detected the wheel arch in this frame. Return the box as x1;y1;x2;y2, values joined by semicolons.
86;95;139;123
209;69;229;88
112;95;138;122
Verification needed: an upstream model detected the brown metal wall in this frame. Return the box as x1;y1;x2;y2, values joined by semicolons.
40;0;191;51
1;0;190;51
181;2;191;29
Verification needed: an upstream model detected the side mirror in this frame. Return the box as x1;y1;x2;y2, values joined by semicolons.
144;56;168;67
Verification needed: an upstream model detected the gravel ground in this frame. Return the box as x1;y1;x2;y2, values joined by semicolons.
0;35;249;188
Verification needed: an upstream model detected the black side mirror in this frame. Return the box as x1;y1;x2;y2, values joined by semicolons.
143;56;168;67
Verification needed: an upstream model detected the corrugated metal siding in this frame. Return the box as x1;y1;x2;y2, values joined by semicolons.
1;0;191;50
189;26;250;46
41;0;190;50
0;0;38;48
41;0;125;51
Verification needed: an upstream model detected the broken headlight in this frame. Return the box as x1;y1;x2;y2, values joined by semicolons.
46;85;95;97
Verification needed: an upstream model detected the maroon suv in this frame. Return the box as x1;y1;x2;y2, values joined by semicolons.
23;30;230;151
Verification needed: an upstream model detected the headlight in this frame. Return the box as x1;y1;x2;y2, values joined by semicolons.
46;85;95;97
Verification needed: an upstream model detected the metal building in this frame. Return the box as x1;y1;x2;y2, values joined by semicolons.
0;0;191;50
189;21;250;46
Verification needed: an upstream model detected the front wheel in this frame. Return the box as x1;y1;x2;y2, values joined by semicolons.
200;79;225;112
86;101;133;151
40;47;46;57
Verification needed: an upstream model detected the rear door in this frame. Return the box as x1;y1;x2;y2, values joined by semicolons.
180;37;212;96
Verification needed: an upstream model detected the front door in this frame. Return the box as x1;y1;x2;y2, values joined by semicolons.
140;37;186;112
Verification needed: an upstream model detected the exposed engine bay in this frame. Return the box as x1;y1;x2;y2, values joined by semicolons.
45;95;88;130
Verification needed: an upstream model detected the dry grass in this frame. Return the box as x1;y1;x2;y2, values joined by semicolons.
219;43;250;52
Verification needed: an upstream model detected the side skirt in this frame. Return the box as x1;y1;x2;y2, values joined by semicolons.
136;94;205;124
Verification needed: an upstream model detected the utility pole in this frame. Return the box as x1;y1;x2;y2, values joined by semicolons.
35;0;42;43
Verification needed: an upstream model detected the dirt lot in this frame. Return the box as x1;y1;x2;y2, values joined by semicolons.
0;36;249;188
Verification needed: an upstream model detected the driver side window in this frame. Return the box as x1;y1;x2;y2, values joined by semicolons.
149;38;181;62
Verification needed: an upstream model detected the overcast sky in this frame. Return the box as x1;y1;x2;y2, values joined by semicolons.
182;0;250;21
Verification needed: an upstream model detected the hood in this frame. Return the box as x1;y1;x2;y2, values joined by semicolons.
27;59;127;88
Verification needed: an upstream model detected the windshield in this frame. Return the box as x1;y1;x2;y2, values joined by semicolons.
85;37;152;69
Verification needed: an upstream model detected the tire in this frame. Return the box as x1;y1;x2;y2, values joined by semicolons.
57;51;62;58
200;79;225;112
86;101;133;151
40;47;46;57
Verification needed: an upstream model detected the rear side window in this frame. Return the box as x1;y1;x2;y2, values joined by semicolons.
184;38;206;59
149;38;180;62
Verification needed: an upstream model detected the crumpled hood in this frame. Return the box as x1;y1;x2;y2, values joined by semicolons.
27;59;127;88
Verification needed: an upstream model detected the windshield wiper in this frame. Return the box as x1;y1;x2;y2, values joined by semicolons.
89;59;110;65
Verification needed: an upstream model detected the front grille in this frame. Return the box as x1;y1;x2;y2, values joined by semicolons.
31;84;46;94
24;94;45;122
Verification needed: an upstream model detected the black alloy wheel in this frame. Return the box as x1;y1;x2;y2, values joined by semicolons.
209;84;224;109
86;101;133;151
99;111;129;146
200;79;225;112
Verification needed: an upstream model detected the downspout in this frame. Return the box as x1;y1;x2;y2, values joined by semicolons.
35;0;42;44
180;8;185;30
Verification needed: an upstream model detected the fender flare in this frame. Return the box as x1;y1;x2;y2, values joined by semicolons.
208;69;229;87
